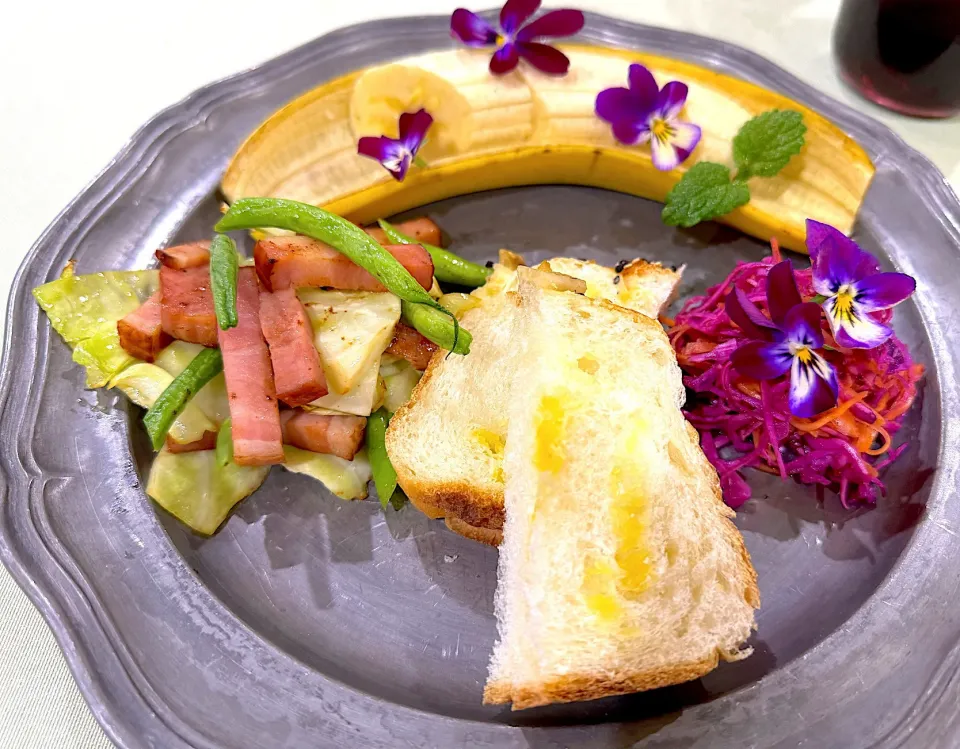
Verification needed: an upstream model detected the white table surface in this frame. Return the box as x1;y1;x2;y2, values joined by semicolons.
0;1;957;746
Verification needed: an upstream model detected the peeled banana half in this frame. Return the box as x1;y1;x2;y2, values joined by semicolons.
221;45;875;252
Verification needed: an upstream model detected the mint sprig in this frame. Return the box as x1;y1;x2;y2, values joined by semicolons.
733;110;806;180
662;164;750;228
661;110;807;228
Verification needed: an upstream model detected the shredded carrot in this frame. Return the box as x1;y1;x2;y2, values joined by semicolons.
753;463;779;475
770;237;782;263
835;411;863;439
855;429;877;454
685;340;717;355
884;396;915;422
857;399;888;426
669;324;689;340
659;314;675;327
737;381;761;398
865;425;892;456
791;392;869;432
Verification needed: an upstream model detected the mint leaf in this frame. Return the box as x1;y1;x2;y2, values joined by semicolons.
661;163;751;227
732;110;806;180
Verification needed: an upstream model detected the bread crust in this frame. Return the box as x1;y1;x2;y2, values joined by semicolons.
395;475;505;529
405;493;447;520
484;651;723;709
445;515;503;546
682;421;761;612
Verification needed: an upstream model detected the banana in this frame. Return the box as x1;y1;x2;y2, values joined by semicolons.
351;48;535;157
222;45;875;252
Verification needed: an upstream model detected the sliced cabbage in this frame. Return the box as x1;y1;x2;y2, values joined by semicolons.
33;267;159;386
281;446;371;500
109;363;216;444
299;290;400;394
71;326;138;388
437;292;479;319
380;357;422;413
146;448;270;534
153;339;204;373
154;341;230;425
305;356;381;416
33;266;158;345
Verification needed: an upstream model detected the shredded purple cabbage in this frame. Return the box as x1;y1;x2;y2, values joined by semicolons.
669;255;922;508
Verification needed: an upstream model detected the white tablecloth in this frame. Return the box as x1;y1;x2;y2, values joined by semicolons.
0;1;957;746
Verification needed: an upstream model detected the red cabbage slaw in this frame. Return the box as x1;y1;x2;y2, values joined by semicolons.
667;245;923;508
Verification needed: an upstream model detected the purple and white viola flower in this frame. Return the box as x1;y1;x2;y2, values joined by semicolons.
728;260;839;418
450;0;585;75
357;109;433;182
595;63;701;171
806;219;916;350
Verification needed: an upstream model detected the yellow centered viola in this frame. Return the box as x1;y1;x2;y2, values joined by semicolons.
831;283;858;323
807;219;916;349
595;62;703;172
650;118;674;144
790;343;814;365
728;260;840;418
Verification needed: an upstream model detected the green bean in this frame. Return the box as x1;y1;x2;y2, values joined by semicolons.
144;348;224;451
215;418;233;467
401;301;472;355
366;408;397;509
377;219;492;288
216;198;435;304
389;490;407;511
215;198;467;354
210;234;239;329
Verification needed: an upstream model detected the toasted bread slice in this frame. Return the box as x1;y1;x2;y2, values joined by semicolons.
483;269;758;709
387;252;682;534
388;290;517;529
473;253;682;315
540;256;683;315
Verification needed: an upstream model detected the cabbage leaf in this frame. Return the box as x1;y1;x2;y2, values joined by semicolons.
146;448;269;534
109;363;216;444
72;326;137;388
154;341;230;425
299;290;400;394
305;358;381;417
33;267;158;387
281;446;371;500
379;356;422;413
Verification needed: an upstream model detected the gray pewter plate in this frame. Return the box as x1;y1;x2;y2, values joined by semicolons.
1;11;958;749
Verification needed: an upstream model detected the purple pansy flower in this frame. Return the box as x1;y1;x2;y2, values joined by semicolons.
357;109;433;182
595;64;701;171
806;219;916;349
450;0;585;75
728;260;839;419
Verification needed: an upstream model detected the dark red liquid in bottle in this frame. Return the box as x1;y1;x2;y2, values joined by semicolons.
834;0;960;118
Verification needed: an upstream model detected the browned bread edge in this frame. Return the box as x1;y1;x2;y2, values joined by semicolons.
484;650;723;710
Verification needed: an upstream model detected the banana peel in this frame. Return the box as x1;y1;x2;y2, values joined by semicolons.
221;45;875;253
